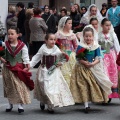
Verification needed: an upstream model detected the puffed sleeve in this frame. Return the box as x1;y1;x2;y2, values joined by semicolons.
30;45;43;68
72;34;78;50
113;32;120;54
22;45;30;64
95;48;101;60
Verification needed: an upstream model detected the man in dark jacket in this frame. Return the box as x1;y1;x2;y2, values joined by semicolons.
16;2;26;43
42;5;56;33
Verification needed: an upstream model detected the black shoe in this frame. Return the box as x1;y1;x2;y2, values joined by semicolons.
108;98;112;103
84;107;90;114
40;103;45;110
47;109;54;114
18;108;24;113
6;107;13;112
6;104;13;112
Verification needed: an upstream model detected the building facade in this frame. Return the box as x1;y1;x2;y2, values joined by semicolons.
8;0;107;10
39;0;108;11
1;0;120;28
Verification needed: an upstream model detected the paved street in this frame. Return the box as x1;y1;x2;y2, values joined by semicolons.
0;69;120;120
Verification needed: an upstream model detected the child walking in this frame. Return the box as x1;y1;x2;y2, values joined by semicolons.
70;25;112;113
98;18;120;103
30;33;74;113
55;17;78;87
116;52;120;95
0;27;34;113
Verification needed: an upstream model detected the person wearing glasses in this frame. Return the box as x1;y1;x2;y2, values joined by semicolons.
81;6;87;17
42;5;56;34
100;3;108;17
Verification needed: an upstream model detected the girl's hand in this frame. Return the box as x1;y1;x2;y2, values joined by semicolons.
23;64;30;71
79;60;89;65
23;68;29;71
85;62;94;68
0;57;7;64
56;62;62;67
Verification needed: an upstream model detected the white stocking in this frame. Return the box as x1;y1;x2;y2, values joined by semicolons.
18;104;24;109
84;102;89;108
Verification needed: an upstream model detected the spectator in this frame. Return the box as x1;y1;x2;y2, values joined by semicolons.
0;16;6;41
106;0;120;42
16;2;26;43
6;5;17;30
58;9;67;21
42;5;56;33
100;3;108;17
28;2;34;9
49;8;53;14
70;6;81;29
52;7;59;32
81;6;87;17
24;9;33;46
74;3;81;14
29;7;48;60
61;6;67;10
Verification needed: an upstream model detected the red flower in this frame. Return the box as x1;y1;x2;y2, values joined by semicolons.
62;53;69;62
77;48;86;55
0;46;4;51
56;40;62;48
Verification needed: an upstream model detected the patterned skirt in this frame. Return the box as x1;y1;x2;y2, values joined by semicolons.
34;66;75;107
60;52;76;87
2;66;31;104
70;62;108;103
103;49;119;98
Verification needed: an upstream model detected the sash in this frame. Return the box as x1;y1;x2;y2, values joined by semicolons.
5;40;25;57
6;63;34;91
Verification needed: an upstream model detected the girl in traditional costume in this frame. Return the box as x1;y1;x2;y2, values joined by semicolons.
0;27;34;113
77;17;99;42
116;52;120;95
70;25;113;113
80;4;103;25
98;18;120;103
55;17;78;86
30;33;74;113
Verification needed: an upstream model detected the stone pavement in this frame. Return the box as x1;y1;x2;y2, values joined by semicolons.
0;69;120;120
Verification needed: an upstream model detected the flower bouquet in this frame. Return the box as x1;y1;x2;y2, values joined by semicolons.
56;40;62;48
76;47;88;61
48;53;69;75
0;46;5;57
73;23;86;33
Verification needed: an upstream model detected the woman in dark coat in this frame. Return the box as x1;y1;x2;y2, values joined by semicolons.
70;6;81;30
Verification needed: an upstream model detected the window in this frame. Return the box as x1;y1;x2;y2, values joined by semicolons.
80;0;95;7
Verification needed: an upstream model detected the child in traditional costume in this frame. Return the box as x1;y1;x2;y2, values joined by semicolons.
55;17;78;86
98;18;120;103
30;33;74;113
116;52;120;95
0;27;34;113
70;25;113;113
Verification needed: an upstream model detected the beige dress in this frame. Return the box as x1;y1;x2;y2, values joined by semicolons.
30;44;75;107
55;30;78;87
2;43;31;104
